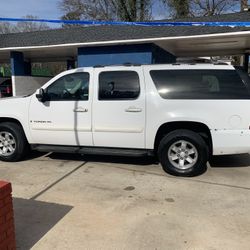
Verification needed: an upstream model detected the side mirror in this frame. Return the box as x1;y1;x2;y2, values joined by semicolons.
36;89;47;102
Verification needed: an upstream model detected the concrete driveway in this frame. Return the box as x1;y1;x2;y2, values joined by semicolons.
0;152;250;250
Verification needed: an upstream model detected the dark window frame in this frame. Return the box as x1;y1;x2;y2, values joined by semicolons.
98;70;141;101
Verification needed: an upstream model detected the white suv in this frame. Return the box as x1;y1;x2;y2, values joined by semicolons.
0;64;250;176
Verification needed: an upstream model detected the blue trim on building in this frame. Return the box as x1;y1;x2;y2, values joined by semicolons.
10;45;175;76
11;51;25;76
78;44;175;67
10;51;31;76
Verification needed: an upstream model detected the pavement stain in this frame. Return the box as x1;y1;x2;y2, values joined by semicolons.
84;166;95;173
58;162;68;167
148;198;158;202
165;198;175;203
88;185;117;193
124;186;135;191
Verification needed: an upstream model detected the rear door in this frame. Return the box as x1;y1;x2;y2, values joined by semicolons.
92;67;146;148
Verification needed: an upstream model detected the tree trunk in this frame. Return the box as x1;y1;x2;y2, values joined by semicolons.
241;0;248;11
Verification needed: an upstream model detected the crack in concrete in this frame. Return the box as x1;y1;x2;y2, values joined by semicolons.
30;162;87;200
29;159;250;200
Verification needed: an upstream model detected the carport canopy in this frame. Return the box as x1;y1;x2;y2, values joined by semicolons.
0;11;250;63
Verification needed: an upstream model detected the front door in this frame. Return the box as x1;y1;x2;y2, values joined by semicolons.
92;67;145;148
29;70;93;146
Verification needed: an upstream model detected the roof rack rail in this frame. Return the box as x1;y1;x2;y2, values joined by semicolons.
176;57;212;64
93;65;104;68
213;62;229;65
93;62;141;68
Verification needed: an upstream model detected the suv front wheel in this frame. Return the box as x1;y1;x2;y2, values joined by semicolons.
0;122;29;162
158;129;208;177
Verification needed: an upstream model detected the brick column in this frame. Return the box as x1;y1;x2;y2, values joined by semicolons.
0;181;16;250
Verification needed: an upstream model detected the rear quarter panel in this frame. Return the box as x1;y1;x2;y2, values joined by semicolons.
143;65;250;155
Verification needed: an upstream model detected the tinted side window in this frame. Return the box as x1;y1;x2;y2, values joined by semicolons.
99;71;140;100
235;66;250;88
150;70;250;99
46;72;89;101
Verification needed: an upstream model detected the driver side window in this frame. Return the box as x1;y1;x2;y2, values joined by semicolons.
46;72;89;101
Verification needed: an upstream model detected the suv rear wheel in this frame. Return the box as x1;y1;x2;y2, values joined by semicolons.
158;129;208;176
0;122;29;162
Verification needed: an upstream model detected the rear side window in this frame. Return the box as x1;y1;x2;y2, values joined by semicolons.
150;70;250;99
99;71;140;100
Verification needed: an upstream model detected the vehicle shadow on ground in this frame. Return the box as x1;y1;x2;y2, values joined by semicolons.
27;151;250;170
209;154;250;168
13;198;73;250
48;152;159;166
23;150;47;161
48;152;250;168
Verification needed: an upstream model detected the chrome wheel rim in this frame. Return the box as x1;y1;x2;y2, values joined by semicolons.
0;132;16;156
168;140;198;170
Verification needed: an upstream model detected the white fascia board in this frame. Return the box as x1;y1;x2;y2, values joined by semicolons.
0;30;250;52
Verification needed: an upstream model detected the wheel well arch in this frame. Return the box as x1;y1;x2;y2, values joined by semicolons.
154;121;212;155
0;117;23;127
0;117;27;138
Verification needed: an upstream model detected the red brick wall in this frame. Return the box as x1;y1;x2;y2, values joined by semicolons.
0;181;16;250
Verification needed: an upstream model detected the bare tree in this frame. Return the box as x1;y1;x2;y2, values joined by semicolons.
190;0;239;16
15;15;50;32
60;0;115;21
117;0;152;21
163;0;190;18
0;15;50;34
163;0;240;17
59;0;152;22
0;22;15;34
241;0;248;10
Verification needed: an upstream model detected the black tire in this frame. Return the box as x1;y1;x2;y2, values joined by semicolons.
158;129;208;177
0;122;29;162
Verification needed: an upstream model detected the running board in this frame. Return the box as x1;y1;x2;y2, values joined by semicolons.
31;145;154;157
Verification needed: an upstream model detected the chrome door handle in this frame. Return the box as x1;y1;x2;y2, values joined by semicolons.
125;107;142;113
73;108;88;112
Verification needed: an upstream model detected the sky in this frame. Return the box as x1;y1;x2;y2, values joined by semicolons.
0;0;168;20
0;0;247;22
0;0;61;19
